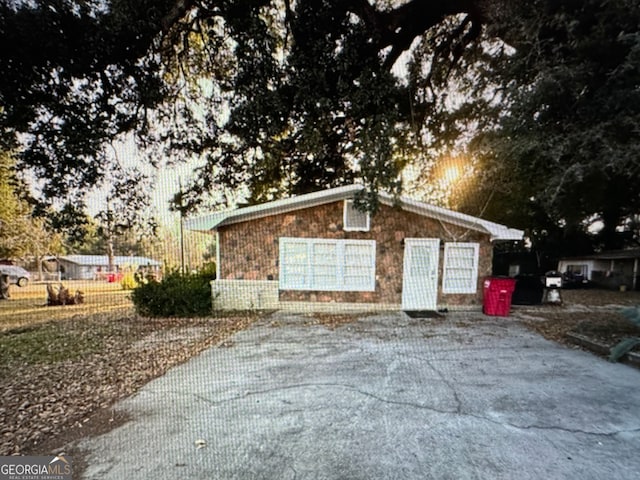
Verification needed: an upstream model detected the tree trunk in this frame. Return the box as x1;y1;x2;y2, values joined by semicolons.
36;250;43;282
107;235;115;273
600;206;623;251
0;274;9;300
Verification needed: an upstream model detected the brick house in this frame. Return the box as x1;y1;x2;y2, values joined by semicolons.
186;185;523;311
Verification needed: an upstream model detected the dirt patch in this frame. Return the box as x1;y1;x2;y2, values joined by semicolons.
519;309;629;345
303;312;365;330
516;289;640;357
559;288;640;307
572;316;640;346
0;310;259;457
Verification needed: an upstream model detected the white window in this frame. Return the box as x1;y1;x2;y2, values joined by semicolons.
567;264;588;276
343;200;370;231
442;243;480;294
279;238;376;291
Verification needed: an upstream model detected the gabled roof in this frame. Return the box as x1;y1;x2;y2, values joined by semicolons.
185;184;524;241
57;255;161;267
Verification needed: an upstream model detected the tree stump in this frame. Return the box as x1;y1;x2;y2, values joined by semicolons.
46;283;84;306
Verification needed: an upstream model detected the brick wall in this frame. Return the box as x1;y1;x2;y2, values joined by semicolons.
218;200;493;306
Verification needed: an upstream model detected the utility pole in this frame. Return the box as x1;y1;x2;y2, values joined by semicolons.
178;178;186;275
106;198;115;273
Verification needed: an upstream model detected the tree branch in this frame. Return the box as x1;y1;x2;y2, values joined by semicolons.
347;0;486;70
160;0;197;33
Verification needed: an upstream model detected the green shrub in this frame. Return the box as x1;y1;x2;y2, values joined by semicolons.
131;270;215;317
199;262;217;278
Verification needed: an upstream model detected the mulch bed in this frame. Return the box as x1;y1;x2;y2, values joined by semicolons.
0;311;258;457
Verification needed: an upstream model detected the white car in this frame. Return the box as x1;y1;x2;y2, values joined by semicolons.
0;265;31;287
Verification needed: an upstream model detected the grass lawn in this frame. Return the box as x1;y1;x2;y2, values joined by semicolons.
0;280;132;332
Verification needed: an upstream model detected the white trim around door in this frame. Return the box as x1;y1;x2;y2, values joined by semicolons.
401;238;440;310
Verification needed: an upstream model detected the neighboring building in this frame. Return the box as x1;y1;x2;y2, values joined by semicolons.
558;249;640;291
54;255;162;281
186;184;523;311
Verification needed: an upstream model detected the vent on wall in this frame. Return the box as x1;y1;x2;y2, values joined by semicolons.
343;200;370;232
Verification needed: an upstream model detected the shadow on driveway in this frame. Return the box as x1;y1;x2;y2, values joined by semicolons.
78;311;640;479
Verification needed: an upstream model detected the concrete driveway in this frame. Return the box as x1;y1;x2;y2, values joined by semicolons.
79;311;640;479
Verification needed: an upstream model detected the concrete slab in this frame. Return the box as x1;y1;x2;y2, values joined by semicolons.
78;312;640;479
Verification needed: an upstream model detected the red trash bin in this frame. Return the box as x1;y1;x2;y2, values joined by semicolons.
483;277;517;316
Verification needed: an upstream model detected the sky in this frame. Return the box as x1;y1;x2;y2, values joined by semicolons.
86;135;202;229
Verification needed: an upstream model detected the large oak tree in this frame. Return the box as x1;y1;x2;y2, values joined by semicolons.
1;0;638;251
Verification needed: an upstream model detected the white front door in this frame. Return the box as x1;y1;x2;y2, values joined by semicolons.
402;238;440;310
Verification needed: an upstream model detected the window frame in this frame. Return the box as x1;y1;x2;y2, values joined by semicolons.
567;264;588;276
279;237;376;292
442;242;480;294
343;200;371;232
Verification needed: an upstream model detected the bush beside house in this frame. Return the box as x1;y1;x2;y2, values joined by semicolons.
131;271;215;317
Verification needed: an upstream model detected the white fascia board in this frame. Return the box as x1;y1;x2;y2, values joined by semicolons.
185;184;364;231
378;193;485;232
217;184;363;227
486;226;525;242
378;192;524;242
185;184;524;241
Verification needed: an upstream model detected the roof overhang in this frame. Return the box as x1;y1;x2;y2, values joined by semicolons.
560;249;640;261
377;193;524;242
185;184;524;242
185;185;363;232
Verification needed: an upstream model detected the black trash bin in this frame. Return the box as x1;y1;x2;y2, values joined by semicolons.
511;274;544;305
